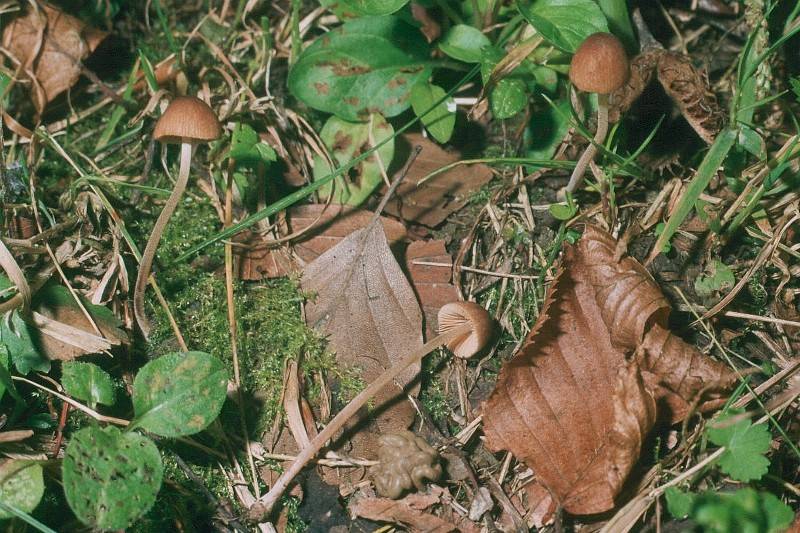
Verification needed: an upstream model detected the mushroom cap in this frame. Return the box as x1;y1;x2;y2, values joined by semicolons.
437;302;493;359
153;96;221;144
569;33;630;94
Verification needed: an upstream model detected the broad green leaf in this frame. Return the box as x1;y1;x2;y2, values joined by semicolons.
288;16;432;121
0;461;44;519
409;82;455;143
692;489;793;533
519;0;609;53
694;260;735;298
707;409;771;482
63;426;163;530
62;362;116;407
490;78;528;119
439;24;492;63
1;311;49;375
0;346;8;401
132;351;228;437
228;123;278;165
337;0;409;15
313;114;395;206
664;487;695;519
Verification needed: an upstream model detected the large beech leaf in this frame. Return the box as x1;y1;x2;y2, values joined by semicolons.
482;226;733;514
313;114;395;205
288;16;432;121
132;351;228;437
62;426;163;530
0;461;44;519
301;220;423;458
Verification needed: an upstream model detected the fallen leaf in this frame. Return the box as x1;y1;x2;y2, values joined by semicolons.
404;240;459;339
350;492;466;533
2;4;108;112
31;283;127;361
301;219;423;459
236;204;407;279
482;225;732;515
382;134;494;227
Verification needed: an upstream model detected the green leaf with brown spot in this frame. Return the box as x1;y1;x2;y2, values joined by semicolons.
313;114;395;205
132;351;228;437
62;361;116;407
0;461;44;519
62;426;162;530
288;16;432;121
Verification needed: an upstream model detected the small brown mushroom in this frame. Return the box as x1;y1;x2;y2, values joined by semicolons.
372;430;442;499
438;301;494;359
133;96;221;336
248;301;494;520
560;33;630;199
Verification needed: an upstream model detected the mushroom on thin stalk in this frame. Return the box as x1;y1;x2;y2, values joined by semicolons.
247;301;494;521
133;96;221;337
559;33;630;200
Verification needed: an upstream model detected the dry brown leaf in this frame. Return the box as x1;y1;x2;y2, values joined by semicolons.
482;226;733;515
382;134;494;227
404;240;459;339
2;3;108;112
608;48;724;144
350;492;465;533
301;219;423;459
236;204;406;279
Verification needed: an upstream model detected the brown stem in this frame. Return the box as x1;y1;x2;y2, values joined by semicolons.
247;322;472;521
134;141;193;337
561;93;610;198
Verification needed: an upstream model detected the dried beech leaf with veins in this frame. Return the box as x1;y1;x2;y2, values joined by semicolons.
2;4;108;112
482;226;732;514
301;219;423;459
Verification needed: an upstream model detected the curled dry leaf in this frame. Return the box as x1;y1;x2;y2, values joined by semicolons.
608;48;724;144
382;133;494;227
350;488;479;533
301;219;423;459
2;4;108;112
236;204;406;279
482;226;733;515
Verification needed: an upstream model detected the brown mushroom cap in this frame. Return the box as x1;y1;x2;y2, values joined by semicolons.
153;96;221;144
437;302;493;359
569;33;630;94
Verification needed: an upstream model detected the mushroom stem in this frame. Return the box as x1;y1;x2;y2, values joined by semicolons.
134;141;194;337
247;322;473;521
561;93;610;198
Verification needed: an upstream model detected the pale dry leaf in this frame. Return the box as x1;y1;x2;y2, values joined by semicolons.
236;204;406;279
382;134;494;227
2;3;108;112
482;225;733;514
301;220;423;459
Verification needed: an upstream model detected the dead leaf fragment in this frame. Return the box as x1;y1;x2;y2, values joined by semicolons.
482;226;732;514
236;204;406;279
404;240;459;339
382;134;494;227
2;3;108;112
350;492;460;533
301;220;423;459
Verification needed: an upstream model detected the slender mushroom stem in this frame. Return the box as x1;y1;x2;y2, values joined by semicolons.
247;322;473;521
134;141;194;337
561;93;610;199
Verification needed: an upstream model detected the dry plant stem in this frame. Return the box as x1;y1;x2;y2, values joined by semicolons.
224;159;261;498
563;93;609;197
248;322;472;520
134;141;193;337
